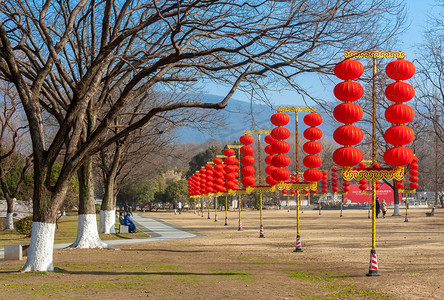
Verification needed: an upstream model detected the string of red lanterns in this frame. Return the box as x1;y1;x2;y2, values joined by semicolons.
332;58;364;167
223;149;239;191
383;59;416;167
270;112;291;183
303;112;323;182
240;134;256;188
331;167;339;193
408;156;419;190
321;171;328;193
213;158;227;193
264;134;278;186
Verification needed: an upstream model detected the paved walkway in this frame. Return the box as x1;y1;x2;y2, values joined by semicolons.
0;213;202;259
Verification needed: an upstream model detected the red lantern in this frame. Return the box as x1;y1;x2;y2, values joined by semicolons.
270;112;290;126
282;189;287;194
304;169;323;182
241;176;255;187
333;103;363;123
265;145;275;155
409;169;418;176
409;176;418;183
383;147;414;166
395;181;404;189
303;155;322;169
265;165;277;175
264;155;273;165
359;184;368;191
385;82;415;103
409;163;418;170
303;113;323;127
271;127;291;140
384;125;414;145
332;187;339;192
385;104;414;124
333;147;363;166
264;135;277;145
272;154;291;168
213;158;223;165
303;141;322;154
240;145;254;156
272;168;291;182
271;141;290;154
241;166;255;176
303;127;323;140
409;182;419;189
386;59;415;80
240;134;254;145
241;156;255;166
333;125;363;145
334;81;364;102
334;59;364;80
266;176;278;186
412;156;418;163
223;148;235;157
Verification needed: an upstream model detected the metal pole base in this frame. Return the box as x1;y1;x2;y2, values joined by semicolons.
294;235;303;252
319;210;321;215
215;215;218;222
201;212;204;218
404;214;408;222
238;221;243;231
340;210;343;217
259;225;265;238
368;210;371;219
207;213;210;219
224;217;228;226
194;210;196;214
366;249;381;276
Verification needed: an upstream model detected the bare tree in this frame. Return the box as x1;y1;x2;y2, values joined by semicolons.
0;81;31;229
0;0;406;271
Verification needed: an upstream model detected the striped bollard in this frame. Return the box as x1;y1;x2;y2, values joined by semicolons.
366;249;381;276
404;214;408;222
224;217;228;226
368;210;371;219
201;211;204;217
294;235;303;252
259;225;265;238
207;212;210;219
238;220;243;231
319;209;321;215
340;210;343;217
215;214;218;222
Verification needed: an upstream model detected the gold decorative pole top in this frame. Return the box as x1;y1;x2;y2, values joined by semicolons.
227;145;242;149
343;50;405;59
244;130;272;134
276;107;316;113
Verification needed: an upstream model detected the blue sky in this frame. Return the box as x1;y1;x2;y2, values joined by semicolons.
204;0;437;107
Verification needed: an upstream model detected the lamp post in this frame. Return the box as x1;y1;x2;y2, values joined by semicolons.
244;130;272;238
276;106;317;252
339;50;412;276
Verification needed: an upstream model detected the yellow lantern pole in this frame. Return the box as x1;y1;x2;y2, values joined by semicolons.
200;196;204;218
225;195;228;226
227;145;243;231
214;195;218;222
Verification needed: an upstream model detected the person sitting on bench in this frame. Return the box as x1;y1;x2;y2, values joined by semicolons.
123;211;137;233
119;212;125;225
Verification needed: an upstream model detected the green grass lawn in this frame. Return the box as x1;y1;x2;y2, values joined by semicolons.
0;213;148;248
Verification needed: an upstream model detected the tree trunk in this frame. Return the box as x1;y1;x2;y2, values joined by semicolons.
5;196;14;230
21;221;56;272
69;158;110;248
99;143;122;233
392;187;401;216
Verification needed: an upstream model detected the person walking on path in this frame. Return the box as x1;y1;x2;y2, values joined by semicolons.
178;201;182;215
381;199;387;218
375;197;381;218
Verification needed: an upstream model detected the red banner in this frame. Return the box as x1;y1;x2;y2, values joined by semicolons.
343;184;400;205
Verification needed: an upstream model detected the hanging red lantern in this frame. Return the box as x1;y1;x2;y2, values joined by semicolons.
383;147;414;166
239;134;254;145
270;112;290;126
265;165;277;175
241;176;255;187
303;141;322;154
334;81;364;102
334;59;364;80
359;184;368;191
409;162;418;170
385;82;415;103
384;125;414;145
304;169;323;182
409;182;419;189
303;155;322;169
266;176;278;186
409;176;418;183
303;127;323;140
240;145;254;156
264;134;277;145
241;156;255;166
213;158;223;165
409;169;418;176
224;148;235;157
333;125;364;145
333;103;363;123
272;141;290;154
241;166;255;176
271;127;291;140
333;147;363;166
282;189;287;194
394;181;404;189
386;59;415;80
272;168;290;182
385;104;414;124
303;113;323;127
358;162;366;168
264;155;273;165
265;145;275;155
272;154;291;168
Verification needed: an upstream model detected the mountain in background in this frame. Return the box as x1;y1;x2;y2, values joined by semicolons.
175;94;336;144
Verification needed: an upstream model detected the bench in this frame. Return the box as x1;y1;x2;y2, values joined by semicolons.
425;207;435;217
4;243;30;260
119;224;129;233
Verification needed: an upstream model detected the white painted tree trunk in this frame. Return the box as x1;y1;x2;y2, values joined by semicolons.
392;203;401;216
5;213;14;230
68;214;114;249
99;209;116;234
21;222;55;272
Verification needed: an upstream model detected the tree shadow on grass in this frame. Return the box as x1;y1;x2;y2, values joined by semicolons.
121;248;208;253
53;268;246;276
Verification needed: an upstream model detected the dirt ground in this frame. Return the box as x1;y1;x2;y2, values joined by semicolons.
0;208;442;299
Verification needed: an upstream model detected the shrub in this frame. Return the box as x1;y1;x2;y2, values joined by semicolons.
15;216;33;237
